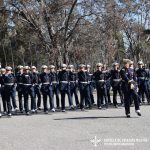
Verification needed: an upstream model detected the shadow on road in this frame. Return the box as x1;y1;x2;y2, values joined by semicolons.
54;116;139;120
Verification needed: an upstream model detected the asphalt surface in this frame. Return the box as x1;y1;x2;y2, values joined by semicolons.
0;95;150;150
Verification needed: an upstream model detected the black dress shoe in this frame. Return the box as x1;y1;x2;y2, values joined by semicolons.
136;110;141;116
126;114;130;118
26;112;30;115
8;113;12;117
114;105;118;108
20;110;24;113
81;108;85;111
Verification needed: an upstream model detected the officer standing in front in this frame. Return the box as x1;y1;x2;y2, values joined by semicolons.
16;65;24;113
22;66;36;115
78;64;92;110
58;64;74;112
120;59;141;117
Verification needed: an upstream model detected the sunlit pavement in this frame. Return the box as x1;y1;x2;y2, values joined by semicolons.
0;95;150;150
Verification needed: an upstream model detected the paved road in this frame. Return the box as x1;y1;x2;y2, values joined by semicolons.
0;96;150;150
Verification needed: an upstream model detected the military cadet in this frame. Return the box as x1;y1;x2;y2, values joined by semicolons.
110;63;123;107
93;63;108;109
78;64;92;110
49;65;60;109
58;64;74;112
40;65;55;113
120;59;141;118
16;65;24;113
31;66;41;110
0;100;1;117
22;66;36;115
103;64;112;105
6;67;18;112
68;65;79;108
3;66;17;116
136;61;150;104
143;64;150;103
0;68;7;114
147;64;150;97
86;64;95;106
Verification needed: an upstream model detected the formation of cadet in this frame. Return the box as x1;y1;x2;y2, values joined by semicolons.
0;59;149;118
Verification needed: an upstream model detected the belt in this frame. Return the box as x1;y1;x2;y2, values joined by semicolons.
18;83;23;85
42;82;49;85
98;80;105;82
80;82;88;84
113;79;121;82
4;83;14;86
23;84;32;86
60;81;68;83
52;81;58;84
138;77;145;80
70;81;76;83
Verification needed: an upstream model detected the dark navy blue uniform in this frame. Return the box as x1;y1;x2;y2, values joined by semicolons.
3;73;17;114
0;74;7;112
128;67;141;105
58;70;73;110
110;69;123;106
120;67;140;115
93;70;108;108
32;72;41;108
145;69;150;103
49;71;60;108
148;69;150;96
68;71;79;106
105;70;111;104
16;72;23;111
136;68;150;103
78;70;91;109
40;72;54;112
87;72;95;105
22;73;35;113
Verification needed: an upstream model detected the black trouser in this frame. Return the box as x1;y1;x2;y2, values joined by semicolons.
96;83;108;107
106;88;111;104
79;83;91;109
112;87;123;106
34;85;41;108
138;80;150;103
41;84;54;112
1;87;7;112
17;85;23;111
89;84;95;104
60;90;73;110
130;90;140;110
70;83;79;106
23;85;35;113
52;83;60;108
9;86;17;109
4;85;13;114
122;83;140;115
